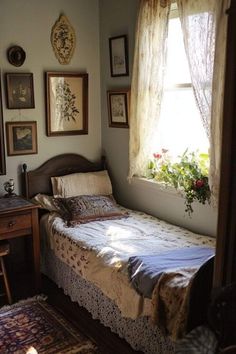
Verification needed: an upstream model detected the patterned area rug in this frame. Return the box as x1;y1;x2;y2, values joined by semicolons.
0;296;99;353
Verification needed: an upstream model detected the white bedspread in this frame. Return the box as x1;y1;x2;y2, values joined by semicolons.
44;207;215;337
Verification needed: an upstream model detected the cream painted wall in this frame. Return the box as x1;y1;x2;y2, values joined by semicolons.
99;0;218;236
0;0;101;195
0;0;218;236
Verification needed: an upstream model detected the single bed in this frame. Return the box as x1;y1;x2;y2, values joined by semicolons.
22;153;216;354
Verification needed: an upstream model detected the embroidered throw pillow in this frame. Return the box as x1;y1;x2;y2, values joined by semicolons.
55;195;128;225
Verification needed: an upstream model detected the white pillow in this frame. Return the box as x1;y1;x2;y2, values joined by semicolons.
51;170;113;198
31;193;61;212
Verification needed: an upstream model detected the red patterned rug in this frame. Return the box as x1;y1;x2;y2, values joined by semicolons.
0;296;99;353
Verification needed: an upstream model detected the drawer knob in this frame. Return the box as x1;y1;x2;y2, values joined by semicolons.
8;220;16;228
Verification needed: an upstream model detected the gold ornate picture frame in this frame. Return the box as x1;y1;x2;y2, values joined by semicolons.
51;14;76;65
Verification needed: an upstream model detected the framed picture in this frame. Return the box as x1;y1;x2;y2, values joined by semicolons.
0;80;6;175
109;35;129;77
107;89;130;128
6;121;38;156
6;73;35;109
46;72;88;136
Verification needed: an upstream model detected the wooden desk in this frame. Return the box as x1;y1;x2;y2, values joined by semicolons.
0;196;40;291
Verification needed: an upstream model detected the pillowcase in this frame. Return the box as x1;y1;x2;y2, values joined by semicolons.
31;193;61;212
51;170;112;198
55;195;128;226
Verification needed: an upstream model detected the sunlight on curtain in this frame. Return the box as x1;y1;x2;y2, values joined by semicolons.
177;0;216;139
129;0;229;206
128;0;171;179
177;0;230;203
156;16;209;158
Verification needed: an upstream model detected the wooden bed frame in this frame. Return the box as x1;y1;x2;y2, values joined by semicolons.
22;153;105;199
22;153;215;347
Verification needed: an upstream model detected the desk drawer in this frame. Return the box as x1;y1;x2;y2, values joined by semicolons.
0;213;31;235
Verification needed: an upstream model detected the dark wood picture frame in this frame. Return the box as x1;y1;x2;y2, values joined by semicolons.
6;73;35;109
46;72;88;136
6;121;38;156
0;80;6;175
109;35;129;77
107;89;129;128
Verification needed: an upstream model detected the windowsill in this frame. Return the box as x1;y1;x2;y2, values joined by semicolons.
131;176;183;199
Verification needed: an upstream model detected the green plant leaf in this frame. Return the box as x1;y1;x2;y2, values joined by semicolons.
147;150;210;215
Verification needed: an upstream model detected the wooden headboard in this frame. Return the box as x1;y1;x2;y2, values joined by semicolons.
22;153;105;199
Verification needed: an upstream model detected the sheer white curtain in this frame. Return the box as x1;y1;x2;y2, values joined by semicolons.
128;0;171;179
177;0;229;202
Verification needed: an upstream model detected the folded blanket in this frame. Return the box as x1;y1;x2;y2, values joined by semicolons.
128;246;215;298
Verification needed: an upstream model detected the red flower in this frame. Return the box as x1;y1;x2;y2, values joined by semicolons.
153;153;162;159
195;179;204;188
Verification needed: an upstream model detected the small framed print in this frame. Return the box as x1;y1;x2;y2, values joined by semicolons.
6;73;35;109
6;121;38;156
46;72;88;136
107;89;130;128
0;80;6;175
109;35;129;77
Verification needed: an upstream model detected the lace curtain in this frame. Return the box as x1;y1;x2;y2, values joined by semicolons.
128;0;171;179
129;0;229;204
177;0;230;203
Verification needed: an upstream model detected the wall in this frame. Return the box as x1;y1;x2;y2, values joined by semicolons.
0;0;101;195
99;0;218;236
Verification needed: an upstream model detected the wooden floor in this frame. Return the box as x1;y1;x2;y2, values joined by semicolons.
0;270;142;354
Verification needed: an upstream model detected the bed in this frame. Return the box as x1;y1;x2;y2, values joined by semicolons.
22;153;216;354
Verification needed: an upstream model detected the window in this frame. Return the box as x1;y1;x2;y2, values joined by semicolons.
145;3;212;214
154;5;209;160
129;0;227;211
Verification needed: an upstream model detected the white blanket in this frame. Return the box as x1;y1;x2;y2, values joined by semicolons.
44;207;215;336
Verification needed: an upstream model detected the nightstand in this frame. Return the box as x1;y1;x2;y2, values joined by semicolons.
0;196;40;291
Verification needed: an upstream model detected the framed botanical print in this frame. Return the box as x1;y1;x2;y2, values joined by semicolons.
45;72;88;136
109;35;129;77
107;89;130;128
6;121;38;156
0;80;6;174
6;73;35;109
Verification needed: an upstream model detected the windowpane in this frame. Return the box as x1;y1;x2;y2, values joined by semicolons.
154;13;209;161
165;17;191;86
156;88;209;158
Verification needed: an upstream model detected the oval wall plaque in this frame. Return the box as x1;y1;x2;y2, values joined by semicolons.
51;15;76;65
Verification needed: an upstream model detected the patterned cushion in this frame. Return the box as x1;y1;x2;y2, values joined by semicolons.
55;195;128;225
